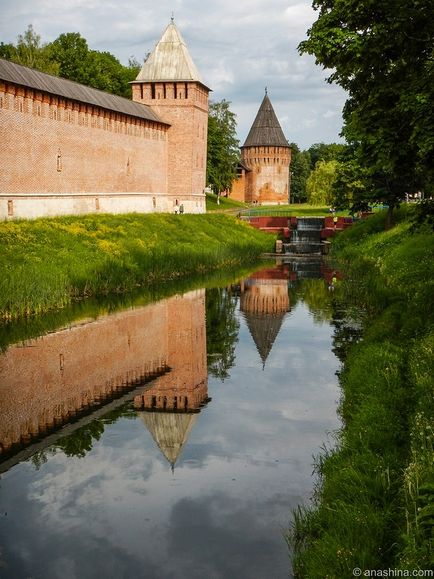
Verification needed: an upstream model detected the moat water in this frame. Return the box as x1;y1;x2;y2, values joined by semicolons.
0;259;347;579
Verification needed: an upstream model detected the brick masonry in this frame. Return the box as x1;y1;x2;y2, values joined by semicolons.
242;145;291;205
0;75;208;218
131;81;209;202
0;289;207;453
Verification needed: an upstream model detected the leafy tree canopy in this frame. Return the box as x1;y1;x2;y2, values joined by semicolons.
308;142;346;169
299;0;434;221
0;24;59;75
1;25;140;99
289;142;311;203
306;159;339;206
206;99;240;194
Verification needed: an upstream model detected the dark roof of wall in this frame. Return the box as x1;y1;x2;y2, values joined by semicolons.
0;58;167;125
242;93;289;148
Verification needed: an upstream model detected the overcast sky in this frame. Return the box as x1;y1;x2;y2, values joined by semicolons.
0;0;347;149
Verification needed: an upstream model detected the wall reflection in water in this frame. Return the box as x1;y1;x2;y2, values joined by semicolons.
0;261;344;579
0;289;208;461
0;259;339;468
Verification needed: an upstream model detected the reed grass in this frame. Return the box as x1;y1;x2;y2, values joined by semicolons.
289;207;434;576
0;213;274;320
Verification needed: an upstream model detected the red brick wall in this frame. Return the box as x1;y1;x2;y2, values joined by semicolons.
230;169;247;202
0;81;168;195
0;289;207;453
132;81;208;211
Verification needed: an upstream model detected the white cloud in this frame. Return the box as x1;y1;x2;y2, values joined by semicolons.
0;0;347;148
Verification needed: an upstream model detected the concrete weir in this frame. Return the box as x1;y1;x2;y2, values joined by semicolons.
284;217;324;255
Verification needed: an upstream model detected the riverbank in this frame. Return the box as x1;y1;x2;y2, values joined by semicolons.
290;207;434;575
0;213;274;320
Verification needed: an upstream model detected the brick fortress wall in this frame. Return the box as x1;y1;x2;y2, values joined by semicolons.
0;289;207;454
132;81;208;213
0;80;172;219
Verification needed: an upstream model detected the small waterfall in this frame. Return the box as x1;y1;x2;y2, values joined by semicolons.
289;257;323;278
283;217;324;254
297;217;324;231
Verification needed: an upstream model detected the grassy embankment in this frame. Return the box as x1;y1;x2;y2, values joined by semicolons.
290;207;434;576
206;194;352;216
0;212;274;321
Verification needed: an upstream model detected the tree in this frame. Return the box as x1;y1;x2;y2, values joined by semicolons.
331;156;370;213
1;24;59;75
289;143;311;203
206;287;239;381
206;100;240;194
306;159;338;206
47;33;140;99
1;26;140;99
308;142;346;170
46;32;90;84
299;0;434;225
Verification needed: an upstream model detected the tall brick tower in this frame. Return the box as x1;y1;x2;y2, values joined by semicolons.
131;19;210;213
241;90;291;205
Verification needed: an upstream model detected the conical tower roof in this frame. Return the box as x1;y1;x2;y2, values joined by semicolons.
242;92;289;148
243;312;287;368
139;411;198;468
135;20;208;88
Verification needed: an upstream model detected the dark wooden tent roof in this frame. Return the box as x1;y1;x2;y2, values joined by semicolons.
0;58;166;125
242;93;289;148
243;311;287;368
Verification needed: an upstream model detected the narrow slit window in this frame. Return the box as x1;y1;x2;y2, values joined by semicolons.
57;150;62;172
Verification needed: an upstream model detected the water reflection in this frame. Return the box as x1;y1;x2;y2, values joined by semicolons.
240;264;290;368
134;291;210;470
0;290;206;462
0;261;345;579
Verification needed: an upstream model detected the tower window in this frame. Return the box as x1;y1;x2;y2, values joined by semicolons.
7;200;13;216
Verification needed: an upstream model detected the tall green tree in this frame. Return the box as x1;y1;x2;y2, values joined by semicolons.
306;159;338;206
289;143;311;203
300;0;434;225
206;287;239;381
308;142;346;170
1;24;58;74
46;33;140;98
46;32;90;84
1;26;140;99
206;99;240;194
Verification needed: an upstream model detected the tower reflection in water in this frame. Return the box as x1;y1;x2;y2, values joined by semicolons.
0;289;208;469
134;290;210;471
0;260;338;470
240;264;290;368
